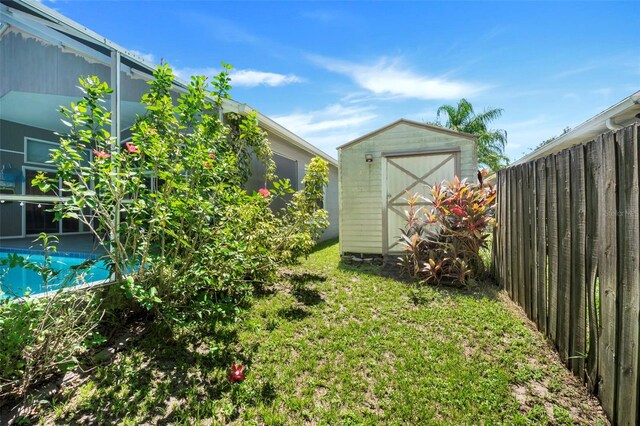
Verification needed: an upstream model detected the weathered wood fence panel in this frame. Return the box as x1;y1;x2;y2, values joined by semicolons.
494;123;640;425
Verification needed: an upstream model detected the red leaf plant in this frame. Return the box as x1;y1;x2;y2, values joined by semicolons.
398;169;496;286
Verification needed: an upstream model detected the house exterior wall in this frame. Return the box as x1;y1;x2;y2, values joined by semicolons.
267;131;339;241
339;121;476;255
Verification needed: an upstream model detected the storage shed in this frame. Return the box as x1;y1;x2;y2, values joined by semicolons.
338;119;477;256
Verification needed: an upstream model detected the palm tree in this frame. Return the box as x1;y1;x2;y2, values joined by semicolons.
435;99;508;172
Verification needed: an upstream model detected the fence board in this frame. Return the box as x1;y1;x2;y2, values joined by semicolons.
511;167;519;302
500;170;508;291
535;158;547;334
522;163;532;318
501;170;508;290
569;145;587;376
615;126;639;426
506;169;518;301
598;131;618;420
546;154;559;343
530;162;539;326
584;137;602;392
557;150;572;363
517;166;526;309
493;123;639;424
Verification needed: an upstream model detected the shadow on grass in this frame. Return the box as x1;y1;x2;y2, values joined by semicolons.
293;287;324;306
338;255;501;304
282;271;327;306
407;278;501;306
337;261;384;277
49;315;276;425
278;306;310;321
310;238;338;254
285;272;327;286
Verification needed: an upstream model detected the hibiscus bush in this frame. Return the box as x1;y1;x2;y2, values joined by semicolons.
32;63;329;319
1;63;329;398
399;170;496;286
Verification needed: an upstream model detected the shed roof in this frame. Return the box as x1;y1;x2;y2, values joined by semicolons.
2;0;338;167
337;119;477;151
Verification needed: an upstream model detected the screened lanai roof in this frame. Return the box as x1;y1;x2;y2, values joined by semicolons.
0;0;337;166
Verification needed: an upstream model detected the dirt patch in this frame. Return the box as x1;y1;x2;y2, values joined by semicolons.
512;384;529;409
501;290;610;424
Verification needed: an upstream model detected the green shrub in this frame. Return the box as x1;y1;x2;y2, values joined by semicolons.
35;63;329;316
1;63;329;398
0;235;104;398
399;170;496;286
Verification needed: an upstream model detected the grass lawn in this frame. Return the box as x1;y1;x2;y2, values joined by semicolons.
37;240;607;425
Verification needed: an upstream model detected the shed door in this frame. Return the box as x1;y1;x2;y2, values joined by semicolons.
384;151;459;254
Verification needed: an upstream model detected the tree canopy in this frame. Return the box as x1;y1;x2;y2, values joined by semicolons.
435;99;509;172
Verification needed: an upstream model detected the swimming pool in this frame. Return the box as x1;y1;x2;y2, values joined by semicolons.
0;249;111;298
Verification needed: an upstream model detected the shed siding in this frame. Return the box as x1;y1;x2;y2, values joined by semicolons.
339;122;476;254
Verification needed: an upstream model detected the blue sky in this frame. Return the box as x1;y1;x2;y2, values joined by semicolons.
43;1;639;161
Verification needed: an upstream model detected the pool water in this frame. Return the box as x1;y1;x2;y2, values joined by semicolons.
0;250;110;298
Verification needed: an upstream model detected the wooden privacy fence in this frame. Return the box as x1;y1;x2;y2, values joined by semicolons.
493;123;639;425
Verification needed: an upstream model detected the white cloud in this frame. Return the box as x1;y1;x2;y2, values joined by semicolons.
129;49;156;64
272;104;378;154
230;70;303;87
173;67;217;81
273;104;376;136
173;67;302;87
310;55;488;100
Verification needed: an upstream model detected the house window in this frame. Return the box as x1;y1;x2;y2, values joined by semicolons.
23;168;81;236
25;138;90;167
25;138;57;165
24;169;58;234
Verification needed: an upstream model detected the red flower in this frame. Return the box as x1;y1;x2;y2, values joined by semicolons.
451;207;467;217
228;364;245;382
93;149;110;159
209;152;216;159
258;188;270;197
125;142;139;154
204;162;212;169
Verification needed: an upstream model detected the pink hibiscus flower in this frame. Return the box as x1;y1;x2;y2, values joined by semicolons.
93;149;110;159
125;142;139;154
228;364;245;382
